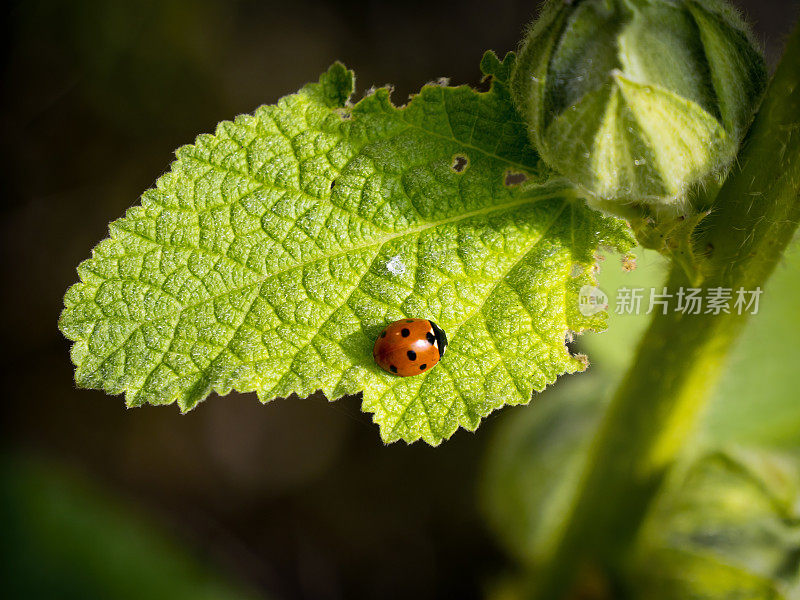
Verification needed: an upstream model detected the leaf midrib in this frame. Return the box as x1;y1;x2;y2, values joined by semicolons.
115;188;568;405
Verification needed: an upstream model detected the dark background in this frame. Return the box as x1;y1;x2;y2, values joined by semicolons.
1;1;798;598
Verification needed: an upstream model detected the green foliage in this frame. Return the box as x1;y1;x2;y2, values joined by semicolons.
1;457;258;600
482;386;800;600
581;242;800;448
482;241;800;596
59;53;634;445
481;378;605;568
520;20;800;594
631;448;800;600
704;240;800;446
46;3;800;599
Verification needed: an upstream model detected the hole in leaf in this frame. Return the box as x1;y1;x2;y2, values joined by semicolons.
504;171;528;186
451;154;469;173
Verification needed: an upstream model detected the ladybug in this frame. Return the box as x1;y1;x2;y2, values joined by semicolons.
373;319;448;377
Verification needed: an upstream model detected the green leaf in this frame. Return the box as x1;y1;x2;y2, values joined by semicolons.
2;456;259;600
482;394;800;599
564;240;800;448
481;377;607;568
59;52;633;445
630;448;800;600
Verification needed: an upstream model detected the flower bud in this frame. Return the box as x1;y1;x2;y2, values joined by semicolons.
511;0;767;206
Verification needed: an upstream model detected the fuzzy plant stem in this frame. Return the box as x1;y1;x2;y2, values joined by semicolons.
533;23;800;600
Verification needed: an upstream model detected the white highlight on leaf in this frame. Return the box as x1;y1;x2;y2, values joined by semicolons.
386;255;406;275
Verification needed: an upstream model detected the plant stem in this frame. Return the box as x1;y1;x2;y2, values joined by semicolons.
533;22;800;599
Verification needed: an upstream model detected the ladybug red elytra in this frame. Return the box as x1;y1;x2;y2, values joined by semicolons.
372;319;448;377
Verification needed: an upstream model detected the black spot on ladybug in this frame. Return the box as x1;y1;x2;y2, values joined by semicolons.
426;332;436;345
407;350;416;361
406;320;413;323
419;364;427;370
390;365;398;373
381;331;387;337
401;328;410;337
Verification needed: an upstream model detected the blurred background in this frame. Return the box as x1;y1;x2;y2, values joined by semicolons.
2;1;799;598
